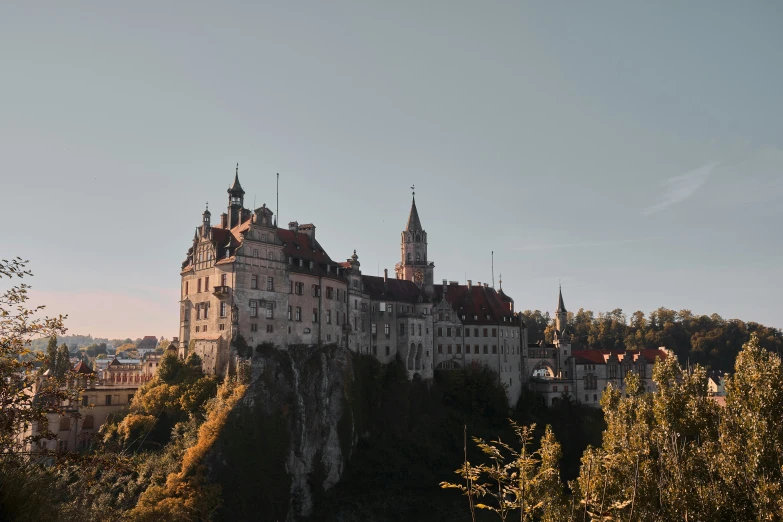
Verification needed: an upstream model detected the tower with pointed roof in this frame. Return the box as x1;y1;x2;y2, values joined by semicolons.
227;163;245;228
397;191;434;295
555;285;567;334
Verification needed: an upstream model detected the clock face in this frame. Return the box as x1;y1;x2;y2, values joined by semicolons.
414;270;424;283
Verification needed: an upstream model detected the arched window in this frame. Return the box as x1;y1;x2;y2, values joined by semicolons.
415;233;420;242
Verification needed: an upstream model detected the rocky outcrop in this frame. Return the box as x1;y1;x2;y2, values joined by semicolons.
205;344;355;521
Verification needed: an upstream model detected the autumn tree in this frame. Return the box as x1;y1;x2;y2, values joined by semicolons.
0;258;73;455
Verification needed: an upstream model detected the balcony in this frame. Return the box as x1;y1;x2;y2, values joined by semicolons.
213;285;231;298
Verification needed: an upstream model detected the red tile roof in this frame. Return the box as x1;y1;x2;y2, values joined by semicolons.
361;276;424;303
434;284;517;325
73;360;94;374
571;348;669;365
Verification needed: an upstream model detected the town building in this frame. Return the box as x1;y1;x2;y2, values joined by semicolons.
136;335;158;356
522;287;670;407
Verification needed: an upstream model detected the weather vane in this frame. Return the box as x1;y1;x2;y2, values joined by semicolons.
411;184;415;197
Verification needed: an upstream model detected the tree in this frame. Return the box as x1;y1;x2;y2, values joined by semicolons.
0;257;69;454
441;421;568;521
54;344;70;379
44;335;58;373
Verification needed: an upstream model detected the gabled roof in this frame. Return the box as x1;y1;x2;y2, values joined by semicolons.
571;348;669;366
434;284;516;325
406;196;423;232
137;336;158;350
362;275;423;303
73;360;94;374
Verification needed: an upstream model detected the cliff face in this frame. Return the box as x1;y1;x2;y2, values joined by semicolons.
206;344;355;521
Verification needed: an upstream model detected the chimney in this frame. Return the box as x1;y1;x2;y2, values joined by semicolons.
467;280;472;289
443;279;448;293
299;223;315;239
221;213;228;228
288;221;299;232
484;282;488;288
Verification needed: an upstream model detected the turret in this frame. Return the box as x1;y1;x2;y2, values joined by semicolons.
398;188;434;294
201;204;211;238
227;163;245;228
555;285;567;336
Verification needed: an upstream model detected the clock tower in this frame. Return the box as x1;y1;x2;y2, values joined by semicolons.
396;189;434;295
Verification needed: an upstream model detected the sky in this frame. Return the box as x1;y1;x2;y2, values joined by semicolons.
1;1;781;339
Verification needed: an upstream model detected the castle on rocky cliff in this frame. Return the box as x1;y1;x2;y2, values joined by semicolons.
178;167;667;406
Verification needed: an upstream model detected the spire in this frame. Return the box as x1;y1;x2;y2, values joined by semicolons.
229;163;245;195
203;201;211;216
406;194;422;232
557;284;567;314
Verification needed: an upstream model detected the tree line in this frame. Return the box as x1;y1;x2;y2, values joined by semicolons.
443;334;783;521
520;307;783;372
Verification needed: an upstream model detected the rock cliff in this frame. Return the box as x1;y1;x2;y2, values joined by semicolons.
205;344;355;521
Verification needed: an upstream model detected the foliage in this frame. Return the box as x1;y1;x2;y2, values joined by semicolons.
525;306;782;373
0;257;71;454
127;378;246;521
102;352;217;451
441;421;567;522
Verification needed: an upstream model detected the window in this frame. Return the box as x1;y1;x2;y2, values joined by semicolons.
81;395;88;407
266;303;273;319
385;346;390;356
267;277;274;291
326;286;334;299
483;345;488;354
312;284;320;297
609;365;617;379
251;275;258;289
456;344;462;353
203;325;207;332
288;306;292;320
296;282;304;295
185;281;189;295
372;323;377;335
327;310;332;324
456;327;462;337
82;415;94;429
474;328;479;337
105;395;112;406
438;345;443;354
266;324;273;333
205;276;209;289
250;301;258;317
384;323;390;336
197;279;202;293
447;345;452;354
312;308;318;322
221;274;227;286
552;386;558;393
203;303;209;319
379;302;386;312
399;323;405;335
437;327;443;336
492;345;497;354
354;300;358;310
250;323;258;332
492;328;497;337
219;323;225;330
465;345;470;354
289;280;293;293
195;326;200;332
253;248;258;257
447;327;452;337
220;302;227;317
296;307;302;321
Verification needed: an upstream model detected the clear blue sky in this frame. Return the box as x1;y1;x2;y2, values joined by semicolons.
1;1;781;339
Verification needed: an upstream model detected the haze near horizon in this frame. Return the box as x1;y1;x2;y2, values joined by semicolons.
1;1;781;338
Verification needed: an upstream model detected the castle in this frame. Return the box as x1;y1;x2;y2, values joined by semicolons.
178;167;667;406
